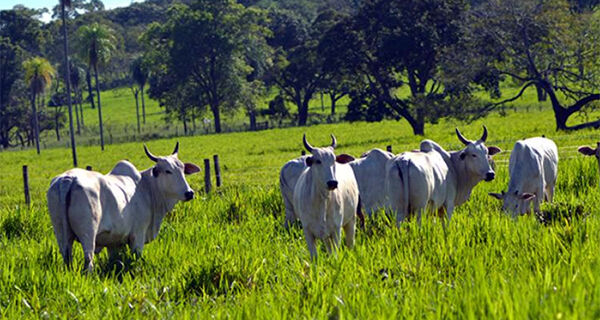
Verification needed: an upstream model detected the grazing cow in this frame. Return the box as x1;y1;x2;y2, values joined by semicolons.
385;126;501;225
293;134;359;259
280;148;392;227
578;142;600;187
489;137;558;216
46;143;200;272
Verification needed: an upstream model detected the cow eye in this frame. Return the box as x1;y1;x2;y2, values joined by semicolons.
165;170;173;174
472;154;477;158
315;160;322;164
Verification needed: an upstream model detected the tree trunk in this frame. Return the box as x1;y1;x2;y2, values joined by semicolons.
249;110;257;131
86;69;95;109
329;92;336;116
55;107;60;141
211;105;221;133
183;115;187;135
94;64;105;150
297;96;309;126
61;1;77;167
74;87;81;134
536;84;547;102
134;90;140;133
31;93;40;154
141;84;146;124
79;89;85;127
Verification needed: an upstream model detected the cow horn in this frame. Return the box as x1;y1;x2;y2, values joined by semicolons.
480;125;488;142
172;141;179;155
455;127;470;146
330;134;337;149
144;144;159;162
303;134;314;153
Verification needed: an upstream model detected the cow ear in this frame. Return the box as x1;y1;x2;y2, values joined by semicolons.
152;166;160;177
459;152;466;160
488;192;503;200
184;163;201;175
488;146;502;156
578;146;596;156
305;156;314;166
336;154;355;164
520;193;536;201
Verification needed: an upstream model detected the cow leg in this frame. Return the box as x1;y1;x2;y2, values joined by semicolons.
129;234;145;260
343;219;356;248
78;233;96;273
303;229;318;260
445;203;455;221
60;233;75;268
546;184;555;203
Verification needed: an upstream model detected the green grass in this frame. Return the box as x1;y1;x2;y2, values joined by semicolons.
4;85;600;317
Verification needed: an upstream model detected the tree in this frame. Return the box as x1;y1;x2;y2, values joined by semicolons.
142;0;270;133
60;0;78;166
266;9;325;126
0;9;44;148
131;56;148;125
464;0;600;131
320;0;468;135
23;57;55;154
76;22;116;150
69;60;85;133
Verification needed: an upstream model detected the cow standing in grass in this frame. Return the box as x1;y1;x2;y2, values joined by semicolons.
293;134;359;259
385;126;501;225
578;142;600;188
490;137;558;216
46;143;200;272
279;148;390;228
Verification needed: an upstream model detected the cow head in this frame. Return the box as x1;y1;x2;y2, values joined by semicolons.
488;190;536;216
456;125;502;182
303;134;341;191
144;142;200;201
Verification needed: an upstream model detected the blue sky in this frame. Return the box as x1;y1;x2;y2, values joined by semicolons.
0;0;138;11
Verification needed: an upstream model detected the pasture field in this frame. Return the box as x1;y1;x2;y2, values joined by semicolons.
3;102;600;318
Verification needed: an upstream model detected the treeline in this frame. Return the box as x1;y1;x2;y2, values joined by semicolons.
0;0;599;149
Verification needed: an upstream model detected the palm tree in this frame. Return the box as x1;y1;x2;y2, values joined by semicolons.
131;56;148;125
69;60;82;134
60;0;77;166
23;57;55;155
75;23;116;151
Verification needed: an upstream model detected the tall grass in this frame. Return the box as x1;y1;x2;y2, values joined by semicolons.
2;93;600;317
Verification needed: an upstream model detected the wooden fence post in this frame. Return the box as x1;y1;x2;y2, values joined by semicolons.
22;165;30;207
386;145;392;153
213;154;221;187
204;159;211;193
86;165;92;171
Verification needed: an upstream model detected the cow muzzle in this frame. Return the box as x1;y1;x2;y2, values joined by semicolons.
485;171;495;182
327;180;338;190
184;190;195;201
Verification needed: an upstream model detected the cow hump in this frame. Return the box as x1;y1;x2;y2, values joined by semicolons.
109;160;142;182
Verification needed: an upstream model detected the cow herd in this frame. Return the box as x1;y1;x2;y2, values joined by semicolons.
280;127;597;259
43;129;600;270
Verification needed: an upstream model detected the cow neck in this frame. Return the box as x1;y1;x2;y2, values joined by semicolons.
139;169;178;242
308;168;330;201
448;150;483;206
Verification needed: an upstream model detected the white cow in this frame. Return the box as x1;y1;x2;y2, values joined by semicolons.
46;143;200;272
293;134;359;259
385;126;501;225
577;142;600;188
348;148;394;216
489;137;558;216
279;155;309;228
280;148;392;227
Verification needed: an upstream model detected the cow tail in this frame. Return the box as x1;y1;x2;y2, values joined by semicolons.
58;176;76;246
397;158;411;218
356;196;365;230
